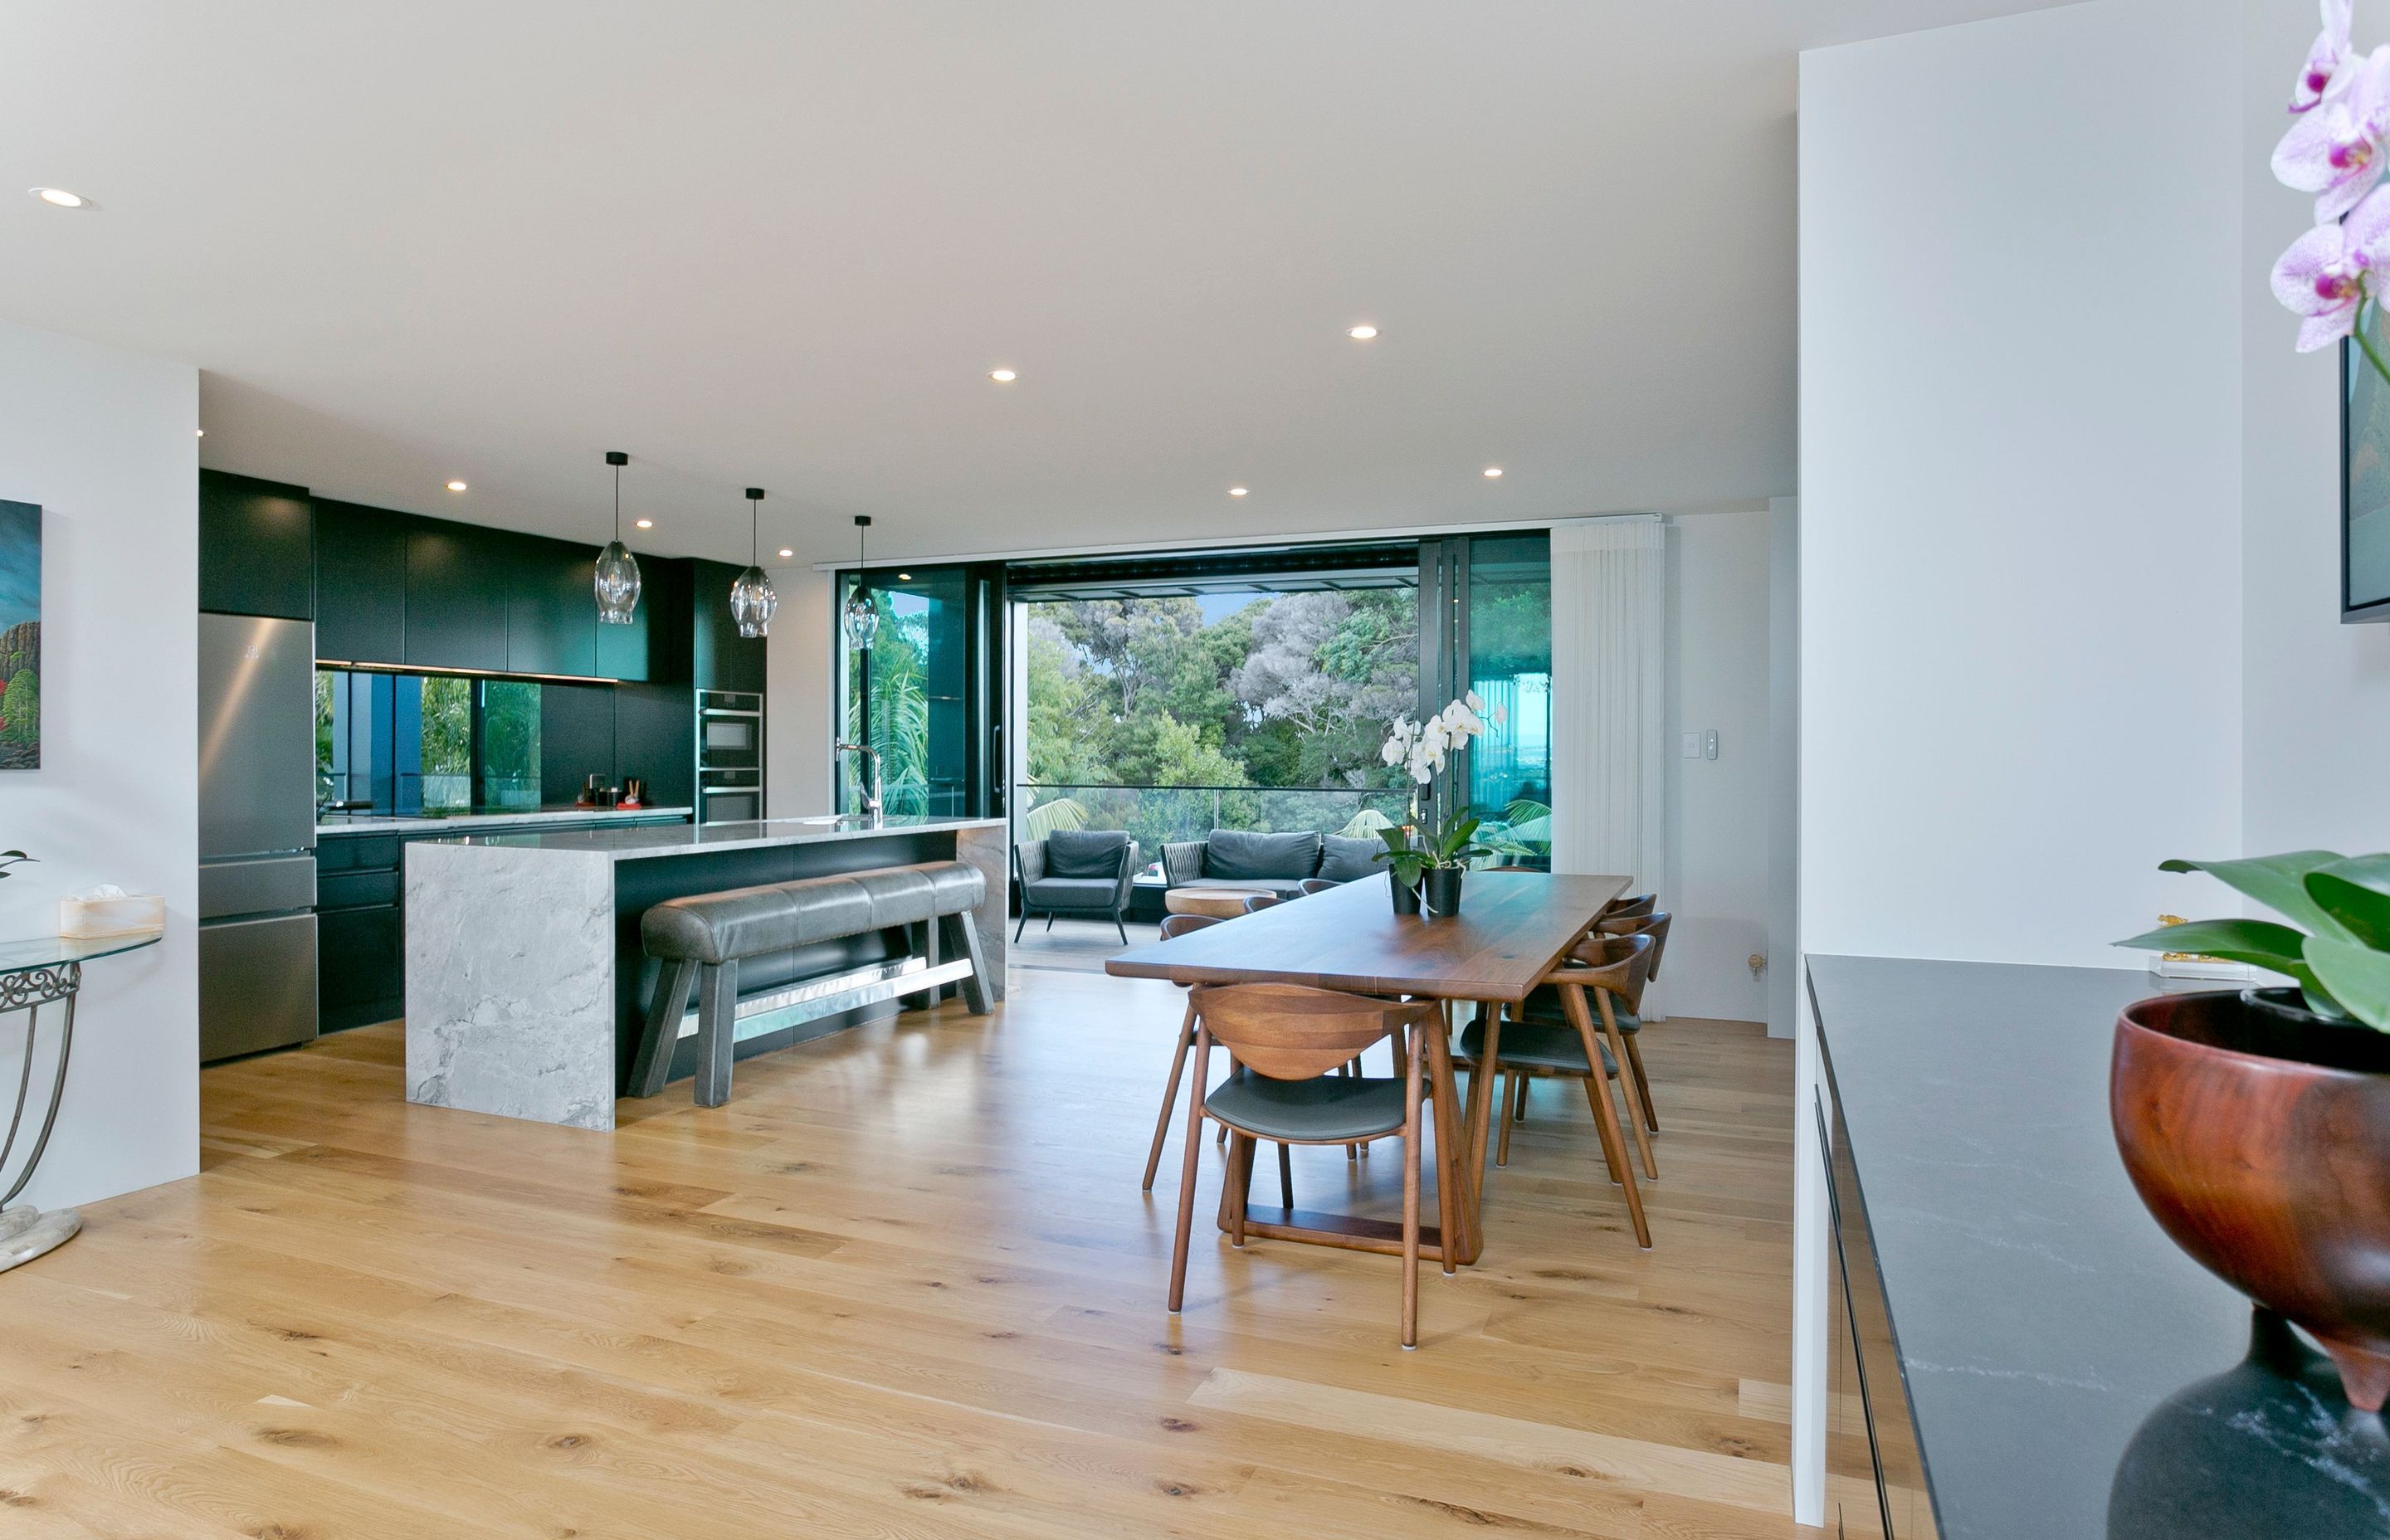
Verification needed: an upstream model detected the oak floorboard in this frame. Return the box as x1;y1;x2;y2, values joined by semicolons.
0;965;1817;1538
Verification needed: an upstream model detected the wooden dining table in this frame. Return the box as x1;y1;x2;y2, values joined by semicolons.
1106;868;1630;1265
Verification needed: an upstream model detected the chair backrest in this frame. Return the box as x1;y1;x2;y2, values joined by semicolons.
1550;930;1656;1014
1191;983;1436;1082
1298;878;1339;896
1603;893;1656;920
1241;894;1284;914
1158;913;1219;940
1597;909;1671;981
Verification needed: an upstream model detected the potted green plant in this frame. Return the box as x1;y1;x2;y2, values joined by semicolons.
2111;850;2390;1411
1373;698;1499;918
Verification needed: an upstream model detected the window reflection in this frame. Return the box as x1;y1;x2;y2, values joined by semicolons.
316;669;542;815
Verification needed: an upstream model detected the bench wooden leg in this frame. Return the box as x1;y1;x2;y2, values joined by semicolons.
629;958;699;1098
694;960;739;1108
943;911;992;1016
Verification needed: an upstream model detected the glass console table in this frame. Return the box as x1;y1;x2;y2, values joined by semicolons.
0;931;162;1273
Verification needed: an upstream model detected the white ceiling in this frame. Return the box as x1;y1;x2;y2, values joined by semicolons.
2;2;2066;567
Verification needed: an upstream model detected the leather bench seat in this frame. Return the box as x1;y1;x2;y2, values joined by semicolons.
642;860;984;964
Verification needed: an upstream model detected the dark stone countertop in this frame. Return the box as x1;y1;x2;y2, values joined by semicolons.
1807;955;2390;1540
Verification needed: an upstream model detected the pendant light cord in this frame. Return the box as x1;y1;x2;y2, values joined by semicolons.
613;465;622;542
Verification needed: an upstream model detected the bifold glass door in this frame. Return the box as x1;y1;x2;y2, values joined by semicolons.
1418;532;1553;863
834;564;1005;818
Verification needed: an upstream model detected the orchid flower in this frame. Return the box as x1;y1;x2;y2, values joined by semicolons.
2294;0;2355;114
2276;45;2390;222
2272;184;2390;351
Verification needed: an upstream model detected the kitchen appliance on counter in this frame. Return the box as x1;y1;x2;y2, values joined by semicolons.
696;689;763;824
198;613;319;1062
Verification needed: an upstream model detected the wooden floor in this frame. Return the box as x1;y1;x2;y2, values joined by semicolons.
0;968;1812;1539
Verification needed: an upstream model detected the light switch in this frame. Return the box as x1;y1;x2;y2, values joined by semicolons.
1704;729;1720;761
1682;732;1701;759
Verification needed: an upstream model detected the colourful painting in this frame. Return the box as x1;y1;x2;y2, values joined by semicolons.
0;501;39;769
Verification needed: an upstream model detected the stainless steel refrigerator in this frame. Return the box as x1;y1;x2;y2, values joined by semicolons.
198;613;319;1062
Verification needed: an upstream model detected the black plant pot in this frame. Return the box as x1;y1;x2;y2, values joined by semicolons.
1389;872;1421;915
1422;867;1465;919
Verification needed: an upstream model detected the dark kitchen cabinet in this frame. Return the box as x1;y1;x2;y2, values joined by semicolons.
313;500;409;665
198;470;314;620
405;522;509;672
690;558;767;693
317;833;405;1031
503;534;598;679
593;551;653;682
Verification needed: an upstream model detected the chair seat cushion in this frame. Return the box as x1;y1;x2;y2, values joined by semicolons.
1175;875;1309;898
1205;1071;1409;1142
1045;829;1129;877
1456;1016;1619;1078
1023;876;1120;909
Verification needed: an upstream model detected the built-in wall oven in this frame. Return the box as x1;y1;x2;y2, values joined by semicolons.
696;690;763;825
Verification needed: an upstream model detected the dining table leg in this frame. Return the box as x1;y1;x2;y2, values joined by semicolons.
1461;1001;1505;1198
1422;1003;1481;1265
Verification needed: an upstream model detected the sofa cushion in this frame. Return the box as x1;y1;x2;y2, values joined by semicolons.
1315;834;1381;884
1202;828;1322;882
1024;876;1123;909
1045;829;1129;878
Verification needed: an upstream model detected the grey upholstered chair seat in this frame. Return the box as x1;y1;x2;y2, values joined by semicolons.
1203;1071;1409;1143
1457;1016;1620;1079
642;861;983;965
1022;875;1125;908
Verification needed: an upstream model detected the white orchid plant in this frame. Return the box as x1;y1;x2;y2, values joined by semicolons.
2273;0;2390;381
1373;693;1507;885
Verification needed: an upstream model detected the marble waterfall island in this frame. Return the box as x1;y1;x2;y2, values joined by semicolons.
405;816;1007;1130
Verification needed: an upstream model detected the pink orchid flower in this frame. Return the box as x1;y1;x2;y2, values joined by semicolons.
2271;186;2390;351
2276;45;2390;221
2293;0;2355;113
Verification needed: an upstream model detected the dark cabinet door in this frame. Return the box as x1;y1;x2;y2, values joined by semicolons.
198;470;314;619
593;545;651;682
314;500;409;665
406;523;509;671
503;534;598;679
690;558;768;693
317;904;402;1031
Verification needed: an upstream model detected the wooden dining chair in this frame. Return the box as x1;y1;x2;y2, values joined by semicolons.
1602;892;1656;921
1454;932;1656;1248
1298;878;1339;896
1592;909;1672;1135
1241;894;1285;913
1168;983;1446;1347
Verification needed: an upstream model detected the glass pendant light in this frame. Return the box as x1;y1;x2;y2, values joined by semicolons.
728;486;779;639
593;450;641;625
841;515;879;650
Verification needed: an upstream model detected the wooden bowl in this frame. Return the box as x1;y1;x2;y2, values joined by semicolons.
2111;990;2390;1411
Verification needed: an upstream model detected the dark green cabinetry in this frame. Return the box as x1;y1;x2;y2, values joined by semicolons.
690;558;768;692
404;523;509;672
502;533;598;678
313;500;409;664
198;470;314;619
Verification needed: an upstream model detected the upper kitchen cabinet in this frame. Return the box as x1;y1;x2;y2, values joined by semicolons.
404;521;509;672
593;548;656;683
198;470;313;619
313;500;409;665
501;533;598;679
690;558;767;692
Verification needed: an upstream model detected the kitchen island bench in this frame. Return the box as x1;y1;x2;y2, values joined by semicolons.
403;815;1007;1129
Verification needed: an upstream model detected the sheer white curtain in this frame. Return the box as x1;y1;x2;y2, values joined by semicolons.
1549;516;1666;935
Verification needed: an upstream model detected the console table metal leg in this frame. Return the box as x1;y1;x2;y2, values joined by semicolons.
0;962;84;1274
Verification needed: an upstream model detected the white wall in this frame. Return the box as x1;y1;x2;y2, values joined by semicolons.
764;566;836;816
0;318;198;1210
1798;0;2246;969
2242;0;2390;858
1666;509;1773;1021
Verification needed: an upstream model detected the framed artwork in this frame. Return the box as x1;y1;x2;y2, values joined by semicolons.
0;500;39;768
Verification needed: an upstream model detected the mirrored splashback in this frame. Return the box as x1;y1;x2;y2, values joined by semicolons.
316;668;542;815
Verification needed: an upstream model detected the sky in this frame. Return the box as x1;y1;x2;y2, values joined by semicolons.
0;502;38;634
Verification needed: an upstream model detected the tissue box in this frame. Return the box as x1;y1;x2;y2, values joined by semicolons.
59;894;165;938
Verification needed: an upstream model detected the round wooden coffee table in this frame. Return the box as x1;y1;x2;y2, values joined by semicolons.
1163;887;1271;920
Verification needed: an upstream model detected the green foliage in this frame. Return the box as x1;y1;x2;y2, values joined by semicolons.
1020;795;1090;841
0;850;32;880
2116;850;2390;1029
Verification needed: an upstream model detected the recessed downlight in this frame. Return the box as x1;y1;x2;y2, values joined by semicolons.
1348;324;1378;340
634;518;654;529
988;368;1018;383
778;548;793;558
1483;466;1504;479
194;428;205;437
446;480;467;493
1228;487;1248;497
30;188;91;209
897;573;912;581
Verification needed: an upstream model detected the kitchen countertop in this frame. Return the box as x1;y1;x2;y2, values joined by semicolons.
1807;955;2390;1538
317;805;694;836
418;813;1005;863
